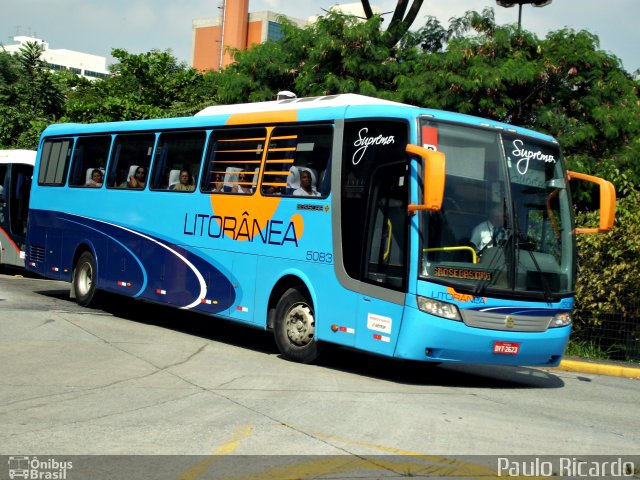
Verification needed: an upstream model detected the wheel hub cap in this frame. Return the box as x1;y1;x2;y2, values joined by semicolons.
286;304;315;346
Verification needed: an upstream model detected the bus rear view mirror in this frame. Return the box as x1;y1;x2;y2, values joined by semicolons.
567;170;616;234
406;144;445;214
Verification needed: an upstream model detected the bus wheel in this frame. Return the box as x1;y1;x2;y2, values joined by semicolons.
73;252;98;307
274;287;319;364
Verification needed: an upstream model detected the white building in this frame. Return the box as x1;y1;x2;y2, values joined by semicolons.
2;36;109;80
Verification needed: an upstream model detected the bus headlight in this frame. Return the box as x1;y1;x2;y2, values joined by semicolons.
417;296;462;321
549;312;572;328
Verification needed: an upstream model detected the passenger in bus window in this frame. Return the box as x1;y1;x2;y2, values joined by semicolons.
211;173;224;192
262;184;282;195
232;173;252;194
293;170;320;197
174;169;195;192
127;167;147;189
86;169;103;187
113;167;127;188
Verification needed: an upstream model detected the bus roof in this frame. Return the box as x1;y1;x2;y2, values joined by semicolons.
195;93;555;142
40;94;555;143
195;93;406;116
0;149;36;166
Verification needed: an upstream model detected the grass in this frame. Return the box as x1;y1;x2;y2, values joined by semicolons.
565;339;615;361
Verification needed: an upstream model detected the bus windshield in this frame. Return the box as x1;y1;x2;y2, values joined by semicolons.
419;121;574;300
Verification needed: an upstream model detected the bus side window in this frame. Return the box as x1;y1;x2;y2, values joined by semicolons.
263;124;332;197
202;127;266;194
38;139;73;186
68;135;111;187
107;134;155;189
149;130;205;192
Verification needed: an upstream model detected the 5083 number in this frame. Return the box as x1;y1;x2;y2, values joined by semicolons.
306;251;333;263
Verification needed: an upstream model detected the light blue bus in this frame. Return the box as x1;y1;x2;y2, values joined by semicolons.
25;94;615;365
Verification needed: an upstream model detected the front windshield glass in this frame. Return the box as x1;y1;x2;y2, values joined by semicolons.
419;121;575;299
503;133;575;296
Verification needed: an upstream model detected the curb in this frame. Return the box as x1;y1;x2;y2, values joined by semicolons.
556;359;640;379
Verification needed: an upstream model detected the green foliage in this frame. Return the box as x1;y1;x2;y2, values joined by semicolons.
2;7;637;166
215;12;400;102
394;9;640;213
63;49;205;122
539;30;640;164
573;186;640;322
292;12;399;98
0;43;65;149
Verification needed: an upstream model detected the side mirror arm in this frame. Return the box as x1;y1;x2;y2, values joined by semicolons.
567;170;616;233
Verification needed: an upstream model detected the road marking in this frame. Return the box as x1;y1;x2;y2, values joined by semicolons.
178;429;511;480
223;455;502;480
178;424;254;480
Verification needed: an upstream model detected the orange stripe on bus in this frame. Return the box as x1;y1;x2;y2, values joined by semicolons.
225;110;298;125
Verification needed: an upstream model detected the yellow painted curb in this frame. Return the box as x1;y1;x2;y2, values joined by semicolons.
557;359;640;379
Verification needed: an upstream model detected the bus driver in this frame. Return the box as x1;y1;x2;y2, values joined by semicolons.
470;204;506;253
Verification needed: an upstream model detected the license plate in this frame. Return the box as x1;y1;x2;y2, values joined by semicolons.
493;341;520;354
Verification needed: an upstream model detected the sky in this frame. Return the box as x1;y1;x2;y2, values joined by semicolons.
1;0;638;74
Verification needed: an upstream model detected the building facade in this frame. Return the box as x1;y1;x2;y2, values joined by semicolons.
2;36;109;80
191;2;382;72
192;2;306;72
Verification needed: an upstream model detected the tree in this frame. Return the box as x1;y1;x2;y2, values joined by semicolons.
573;180;640;359
361;0;424;48
394;9;640;188
216;12;401;102
0;42;65;149
1;7;638;185
64;49;205;122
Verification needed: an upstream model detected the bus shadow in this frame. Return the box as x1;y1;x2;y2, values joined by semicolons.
34;289;565;389
315;345;565;389
35;289;280;356
0;265;44;279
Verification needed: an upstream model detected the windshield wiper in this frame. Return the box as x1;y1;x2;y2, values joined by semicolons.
472;227;513;297
519;245;554;303
512;206;555;302
472;207;555;302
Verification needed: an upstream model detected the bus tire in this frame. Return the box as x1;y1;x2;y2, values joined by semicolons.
73;251;98;307
274;287;319;364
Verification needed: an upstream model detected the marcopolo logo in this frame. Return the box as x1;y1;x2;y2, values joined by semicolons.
8;456;73;479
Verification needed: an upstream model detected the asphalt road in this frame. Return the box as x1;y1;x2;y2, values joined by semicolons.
0;269;638;478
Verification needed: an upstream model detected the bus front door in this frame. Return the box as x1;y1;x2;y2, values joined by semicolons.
354;161;408;356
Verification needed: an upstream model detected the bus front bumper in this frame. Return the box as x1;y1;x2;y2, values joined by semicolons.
394;306;570;366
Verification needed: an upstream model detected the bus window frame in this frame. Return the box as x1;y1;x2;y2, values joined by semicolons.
262;123;333;198
105;133;157;190
201;126;267;195
67;135;113;188
38;138;74;187
149;129;207;192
